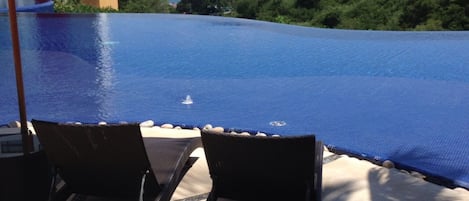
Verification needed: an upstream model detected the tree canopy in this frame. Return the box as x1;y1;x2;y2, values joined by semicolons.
55;0;469;30
176;0;469;30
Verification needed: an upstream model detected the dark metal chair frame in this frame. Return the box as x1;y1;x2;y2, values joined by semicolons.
201;130;323;201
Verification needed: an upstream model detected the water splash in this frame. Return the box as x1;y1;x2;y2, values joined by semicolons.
269;121;286;127
181;95;193;105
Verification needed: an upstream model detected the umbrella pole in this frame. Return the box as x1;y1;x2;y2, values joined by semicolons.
7;0;33;155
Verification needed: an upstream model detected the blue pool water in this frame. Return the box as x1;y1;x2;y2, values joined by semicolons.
1;13;469;189
0;0;54;13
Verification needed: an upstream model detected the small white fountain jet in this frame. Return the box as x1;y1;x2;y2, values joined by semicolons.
269;121;286;127
181;95;193;105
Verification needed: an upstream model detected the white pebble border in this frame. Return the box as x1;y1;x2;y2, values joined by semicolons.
4;119;431;183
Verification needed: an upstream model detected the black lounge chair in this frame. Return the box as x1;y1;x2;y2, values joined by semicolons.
201;130;323;201
0;150;50;201
32;119;202;201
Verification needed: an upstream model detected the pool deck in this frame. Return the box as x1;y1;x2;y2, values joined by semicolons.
171;149;469;201
143;126;469;201
3;125;469;201
142;127;469;201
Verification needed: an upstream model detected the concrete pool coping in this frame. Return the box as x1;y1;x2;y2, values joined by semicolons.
2;124;468;200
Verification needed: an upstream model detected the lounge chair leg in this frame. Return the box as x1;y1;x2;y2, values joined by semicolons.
305;182;311;201
139;170;149;201
47;169;57;201
206;192;216;201
48;167;72;201
51;185;72;201
206;181;217;201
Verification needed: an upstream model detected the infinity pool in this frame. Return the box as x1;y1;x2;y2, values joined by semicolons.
1;13;469;189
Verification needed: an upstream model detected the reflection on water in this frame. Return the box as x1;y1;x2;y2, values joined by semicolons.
1;13;117;121
94;14;117;119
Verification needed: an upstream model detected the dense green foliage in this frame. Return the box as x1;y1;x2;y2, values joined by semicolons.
54;0;174;13
175;0;233;15
177;0;469;30
55;0;469;30
119;0;174;12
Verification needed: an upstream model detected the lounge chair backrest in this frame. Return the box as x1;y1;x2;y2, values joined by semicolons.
32;119;160;198
201;130;322;201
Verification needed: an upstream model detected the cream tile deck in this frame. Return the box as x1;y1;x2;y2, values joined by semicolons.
141;127;469;201
171;148;469;201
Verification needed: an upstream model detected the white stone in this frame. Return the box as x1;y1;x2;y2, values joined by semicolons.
210;127;224;133
410;171;426;179
255;133;267;137
203;124;213;130
8;121;20;128
382;160;395;169
400;170;410;174
161;124;174;129
140;120;154;127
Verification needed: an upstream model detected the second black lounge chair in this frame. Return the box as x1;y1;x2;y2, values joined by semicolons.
201;130;323;201
32;119;202;201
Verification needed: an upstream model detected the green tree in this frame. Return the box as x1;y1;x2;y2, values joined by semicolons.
177;0;226;14
176;0;194;13
316;8;341;28
295;0;317;8
236;0;258;18
439;3;469;30
399;0;438;29
258;0;295;22
122;0;169;13
340;0;403;30
170;0;469;30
